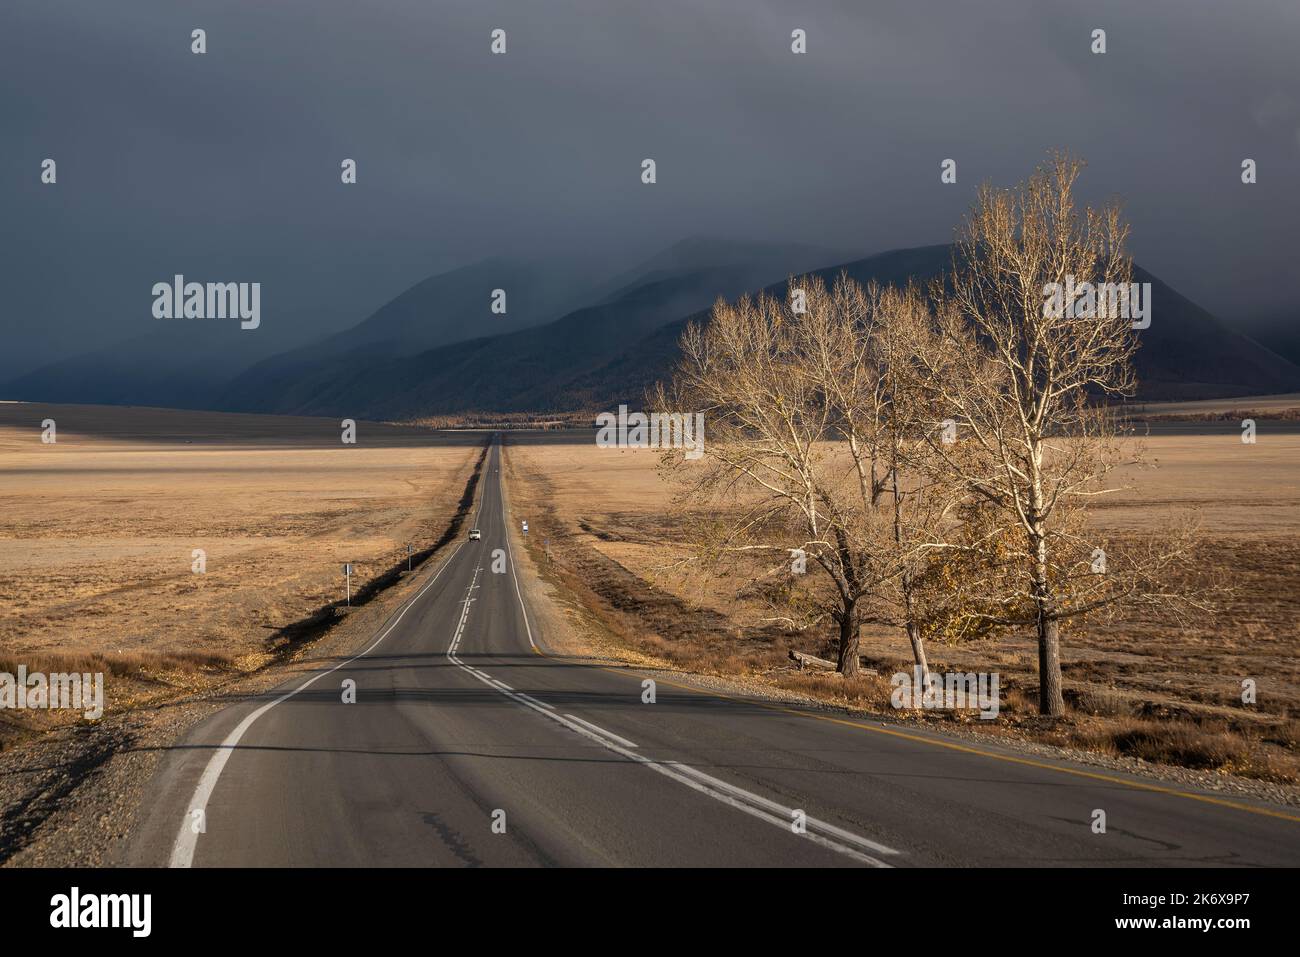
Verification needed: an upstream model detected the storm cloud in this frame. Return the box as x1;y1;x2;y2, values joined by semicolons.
2;0;1297;379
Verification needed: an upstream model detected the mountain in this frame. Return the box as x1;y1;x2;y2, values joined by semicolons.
0;322;294;410
582;237;847;305
1124;274;1300;399
219;239;842;417
209;258;596;414
302;244;1300;418
1234;312;1300;369
0;258;590;412
258;258;586;361
574;245;1300;409
8;243;1296;417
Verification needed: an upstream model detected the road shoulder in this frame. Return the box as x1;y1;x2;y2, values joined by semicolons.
499;440;1300;816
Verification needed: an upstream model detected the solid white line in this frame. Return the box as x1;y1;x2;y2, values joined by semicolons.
562;713;639;749
168;440;495;868
171;540;466;868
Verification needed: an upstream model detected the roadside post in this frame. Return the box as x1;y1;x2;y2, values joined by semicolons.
343;563;354;605
406;543;412;572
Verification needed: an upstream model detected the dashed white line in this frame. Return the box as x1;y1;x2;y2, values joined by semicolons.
445;441;902;867
562;713;639;749
168;440;497;868
516;693;555;710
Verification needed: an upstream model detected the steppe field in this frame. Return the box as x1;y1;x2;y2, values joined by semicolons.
0;401;483;742
504;423;1300;783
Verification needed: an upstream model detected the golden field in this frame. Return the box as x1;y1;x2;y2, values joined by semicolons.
504;429;1300;782
0;402;482;736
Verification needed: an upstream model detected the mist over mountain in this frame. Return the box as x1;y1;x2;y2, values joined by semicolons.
576;246;1300;410
7;1;1300;400
2;239;847;413
0;322;297;410
8;241;1295;417
181;243;1300;419
216;238;840;417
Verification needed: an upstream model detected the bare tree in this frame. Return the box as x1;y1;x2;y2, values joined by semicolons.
657;152;1207;712
920;152;1197;715
656;276;979;680
655;279;870;676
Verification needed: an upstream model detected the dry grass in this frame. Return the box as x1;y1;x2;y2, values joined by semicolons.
1072;719;1283;779
0;402;482;742
0;650;232;679
504;430;1300;783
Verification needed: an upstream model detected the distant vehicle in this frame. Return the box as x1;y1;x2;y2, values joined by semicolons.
469;529;481;540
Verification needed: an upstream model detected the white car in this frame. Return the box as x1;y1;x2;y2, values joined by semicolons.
469;529;481;540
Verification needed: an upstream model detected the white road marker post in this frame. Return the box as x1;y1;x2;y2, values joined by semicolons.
343;563;353;606
406;543;412;572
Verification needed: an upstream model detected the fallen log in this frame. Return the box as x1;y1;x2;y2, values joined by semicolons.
788;648;879;675
788;649;836;671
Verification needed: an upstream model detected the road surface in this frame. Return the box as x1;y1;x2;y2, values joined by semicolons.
129;438;1300;867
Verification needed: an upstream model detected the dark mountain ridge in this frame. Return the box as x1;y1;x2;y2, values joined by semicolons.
246;244;1300;419
6;243;1297;417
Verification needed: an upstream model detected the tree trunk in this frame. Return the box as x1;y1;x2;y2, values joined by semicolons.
1036;607;1063;716
1028;503;1064;716
836;606;861;677
906;620;931;692
1031;542;1064;716
891;451;930;692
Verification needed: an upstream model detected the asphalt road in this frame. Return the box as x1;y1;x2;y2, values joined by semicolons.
129;438;1300;867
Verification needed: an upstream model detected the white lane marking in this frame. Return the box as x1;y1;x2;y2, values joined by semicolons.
171;539;467;868
451;641;896;865
661;761;897;856
497;445;538;652
563;713;639;749
450;586;474;655
169;440;495;868
458;450;899;865
516;693;555;710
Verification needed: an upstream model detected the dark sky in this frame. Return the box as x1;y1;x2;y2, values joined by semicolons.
3;0;1297;380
